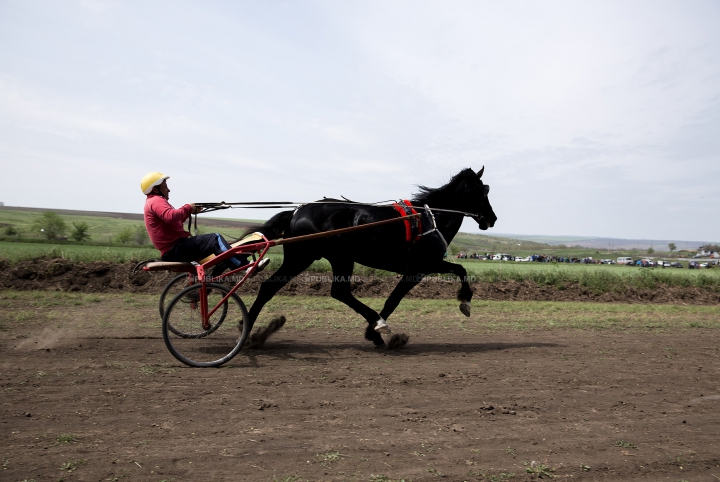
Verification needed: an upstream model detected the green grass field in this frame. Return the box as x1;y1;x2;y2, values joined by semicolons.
456;257;717;277
0;241;161;264
455;258;720;290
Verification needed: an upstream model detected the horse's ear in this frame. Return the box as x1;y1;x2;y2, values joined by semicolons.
476;166;484;178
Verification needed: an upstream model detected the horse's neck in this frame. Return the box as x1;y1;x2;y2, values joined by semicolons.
422;186;469;241
433;211;464;242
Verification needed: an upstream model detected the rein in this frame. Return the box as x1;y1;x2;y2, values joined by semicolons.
189;200;484;237
193;200;480;218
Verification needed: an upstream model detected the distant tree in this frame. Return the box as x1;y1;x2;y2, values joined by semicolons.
114;226;134;244
647;247;654;254
70;222;91;242
668;243;677;252
31;212;67;240
133;225;149;245
0;201;5;206
3;225;18;236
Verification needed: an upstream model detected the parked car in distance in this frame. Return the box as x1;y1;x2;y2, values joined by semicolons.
669;262;683;268
515;256;531;262
617;257;634;265
492;253;513;261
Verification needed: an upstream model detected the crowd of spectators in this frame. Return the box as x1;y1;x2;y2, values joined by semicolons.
453;251;718;269
454;252;597;263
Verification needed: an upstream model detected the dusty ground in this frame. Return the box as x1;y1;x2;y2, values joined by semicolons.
2;257;719;305
1;291;719;481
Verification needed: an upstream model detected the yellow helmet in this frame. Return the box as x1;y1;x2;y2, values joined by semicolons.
140;172;169;195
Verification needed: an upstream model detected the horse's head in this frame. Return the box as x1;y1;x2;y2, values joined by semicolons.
413;167;497;230
467;166;497;230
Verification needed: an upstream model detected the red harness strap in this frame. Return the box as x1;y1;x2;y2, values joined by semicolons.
392;200;422;242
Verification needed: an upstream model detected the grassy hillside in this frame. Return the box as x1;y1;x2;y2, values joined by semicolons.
0;208;251;245
0;207;700;264
448;232;668;259
450;232;551;254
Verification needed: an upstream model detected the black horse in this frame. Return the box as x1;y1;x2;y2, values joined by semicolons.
247;167;497;348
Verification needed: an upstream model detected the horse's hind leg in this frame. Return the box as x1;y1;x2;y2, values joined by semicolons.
327;259;386;347
379;273;423;321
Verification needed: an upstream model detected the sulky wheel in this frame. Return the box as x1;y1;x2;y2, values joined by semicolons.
159;274;193;319
159;274;230;338
162;283;250;367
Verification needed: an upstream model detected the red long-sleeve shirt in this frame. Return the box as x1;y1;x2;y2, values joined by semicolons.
144;194;192;255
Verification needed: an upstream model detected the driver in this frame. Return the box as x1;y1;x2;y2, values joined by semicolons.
140;171;269;275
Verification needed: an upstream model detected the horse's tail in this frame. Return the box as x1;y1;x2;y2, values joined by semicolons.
240;210;293;241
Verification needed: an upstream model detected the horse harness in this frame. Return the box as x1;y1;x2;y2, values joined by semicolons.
392;200;422;242
392;200;449;253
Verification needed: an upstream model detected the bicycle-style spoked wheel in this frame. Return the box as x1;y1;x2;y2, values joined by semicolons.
162;283;250;367
159;274;192;319
160;274;233;337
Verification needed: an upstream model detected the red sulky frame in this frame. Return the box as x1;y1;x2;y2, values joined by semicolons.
145;212;420;332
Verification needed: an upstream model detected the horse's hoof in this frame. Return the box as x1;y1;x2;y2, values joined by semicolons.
387;333;409;349
246;315;286;349
459;301;471;317
374;317;392;334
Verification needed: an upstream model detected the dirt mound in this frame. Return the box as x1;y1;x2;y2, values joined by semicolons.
0;257;718;305
0;258;176;294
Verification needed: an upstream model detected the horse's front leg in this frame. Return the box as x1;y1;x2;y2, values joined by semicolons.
430;260;473;317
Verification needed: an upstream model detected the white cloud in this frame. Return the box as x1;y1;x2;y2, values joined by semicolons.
0;0;718;240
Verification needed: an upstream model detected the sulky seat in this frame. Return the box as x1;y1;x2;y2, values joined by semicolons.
143;261;197;273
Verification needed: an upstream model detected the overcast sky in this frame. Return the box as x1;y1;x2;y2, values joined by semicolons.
1;0;718;241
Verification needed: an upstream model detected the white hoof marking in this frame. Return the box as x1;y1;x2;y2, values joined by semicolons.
374;317;392;334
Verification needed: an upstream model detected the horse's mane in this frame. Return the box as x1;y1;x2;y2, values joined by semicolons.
411;168;476;205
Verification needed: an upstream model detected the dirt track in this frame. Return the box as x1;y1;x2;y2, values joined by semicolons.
1;291;720;481
2;257;719;305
